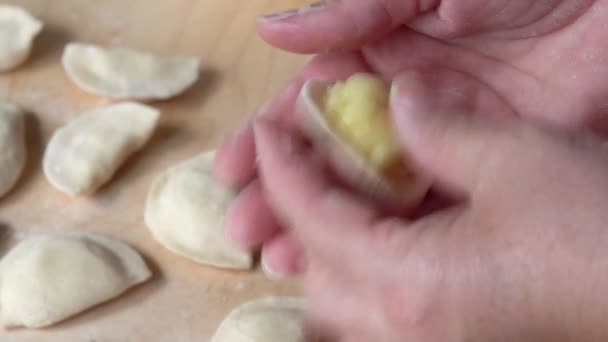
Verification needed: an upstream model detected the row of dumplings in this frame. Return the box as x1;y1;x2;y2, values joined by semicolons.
0;5;307;341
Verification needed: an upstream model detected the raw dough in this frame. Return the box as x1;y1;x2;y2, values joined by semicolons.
211;297;307;342
0;5;43;71
62;42;200;100
0;102;26;198
0;231;151;329
145;150;252;270
43;102;160;196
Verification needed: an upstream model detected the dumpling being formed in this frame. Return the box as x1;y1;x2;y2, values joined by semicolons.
0;231;151;329
145;150;252;270
43;102;160;196
62;42;199;100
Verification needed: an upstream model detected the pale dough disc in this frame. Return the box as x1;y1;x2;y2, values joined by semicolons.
43;102;160;197
0;5;43;72
211;297;307;342
145;150;252;270
0;231;152;329
62;42;200;100
0;102;26;198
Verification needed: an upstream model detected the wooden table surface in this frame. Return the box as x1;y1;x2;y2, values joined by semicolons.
0;1;312;340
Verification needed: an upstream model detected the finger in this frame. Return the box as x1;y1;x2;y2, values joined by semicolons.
254;119;378;264
407;1;583;38
213;81;301;188
360;29;515;120
224;180;281;249
256;0;437;53
253;118;459;290
305;212;462;341
213;123;256;189
390;69;517;194
261;232;304;279
213;51;368;188
254;118;466;337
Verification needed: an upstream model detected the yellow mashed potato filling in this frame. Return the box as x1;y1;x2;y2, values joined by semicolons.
323;73;409;184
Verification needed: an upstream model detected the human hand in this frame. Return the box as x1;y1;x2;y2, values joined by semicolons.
252;71;608;341
216;0;608;277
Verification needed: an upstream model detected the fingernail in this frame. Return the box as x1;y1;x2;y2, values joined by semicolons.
261;257;288;280
221;119;252;151
257;1;327;22
234;119;252;139
261;253;304;280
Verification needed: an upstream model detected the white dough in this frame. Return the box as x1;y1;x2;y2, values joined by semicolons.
211;297;307;342
43;102;160;196
0;231;151;329
0;102;26;198
0;5;43;71
62;42;200;100
145;151;252;270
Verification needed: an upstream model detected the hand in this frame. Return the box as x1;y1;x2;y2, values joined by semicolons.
253;72;608;341
215;0;608;277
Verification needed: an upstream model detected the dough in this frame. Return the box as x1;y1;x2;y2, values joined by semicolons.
62;42;200;100
0;231;151;329
43;102;160;196
211;297;307;342
0;102;26;197
145;150;252;270
0;5;43;71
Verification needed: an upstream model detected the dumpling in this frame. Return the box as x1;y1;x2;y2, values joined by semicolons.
0;102;26;197
62;42;200;100
0;5;43;71
211;297;307;342
43;102;160;196
145;150;252;270
0;231;151;329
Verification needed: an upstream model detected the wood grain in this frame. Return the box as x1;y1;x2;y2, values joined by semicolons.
0;1;313;340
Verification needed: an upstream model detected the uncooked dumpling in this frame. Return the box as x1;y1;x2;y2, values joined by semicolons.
211;297;307;342
145;150;252;270
62;42;200;100
43;102;160;196
0;5;43;71
0;102;26;197
0;231;151;329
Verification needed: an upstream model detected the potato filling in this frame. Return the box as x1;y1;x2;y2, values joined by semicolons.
323;73;411;186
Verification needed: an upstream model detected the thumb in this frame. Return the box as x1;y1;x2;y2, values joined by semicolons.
390;70;519;194
253;118;458;289
256;0;437;53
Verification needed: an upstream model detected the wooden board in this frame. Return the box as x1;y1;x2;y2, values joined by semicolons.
0;1;312;340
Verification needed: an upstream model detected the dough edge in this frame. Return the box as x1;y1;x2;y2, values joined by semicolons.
0;231;152;329
144;150;253;270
